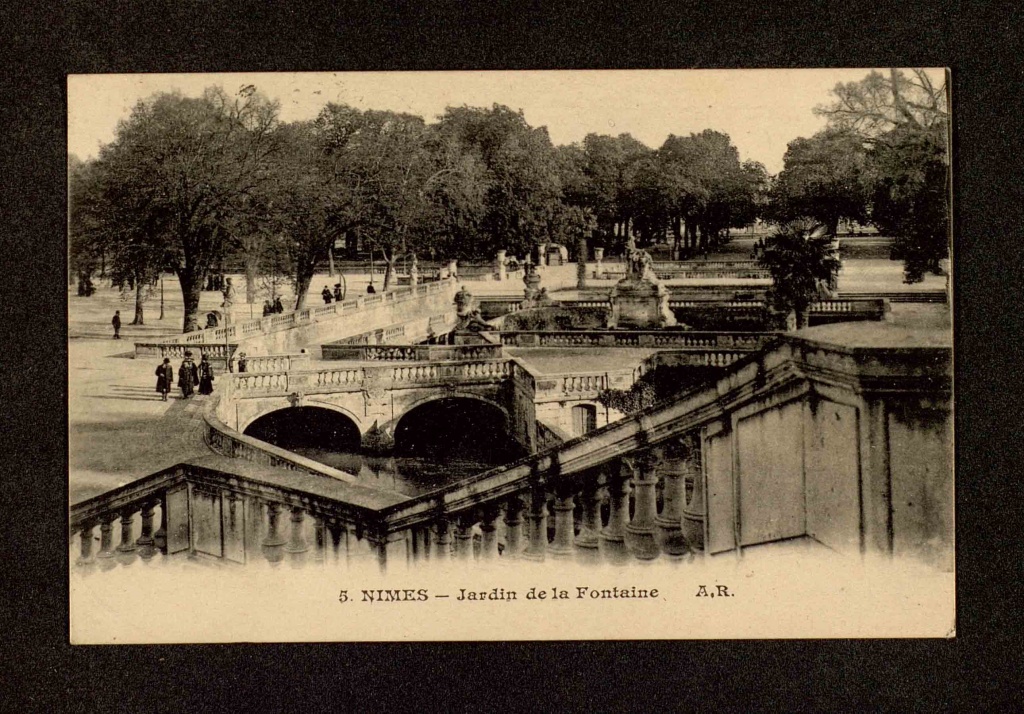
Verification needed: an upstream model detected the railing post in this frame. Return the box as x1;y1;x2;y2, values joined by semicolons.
96;515;117;570
433;517;452;561
75;522;96;567
454;513;477;560
115;509;137;565
575;476;605;563
549;482;576;558
625;450;661;561
136;501;157;560
153;495;167;554
312;515;326;566
503;496;525;559
479;505;501;560
285;507;309;567
681;438;706;554
521;484;548;562
600;462;631;564
261;502;286;565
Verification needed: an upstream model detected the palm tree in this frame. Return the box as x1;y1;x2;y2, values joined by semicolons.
757;221;841;329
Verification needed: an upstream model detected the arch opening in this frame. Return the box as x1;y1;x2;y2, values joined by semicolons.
393;398;523;463
243;406;361;453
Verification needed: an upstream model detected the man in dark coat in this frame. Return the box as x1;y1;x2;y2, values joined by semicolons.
273;296;284;313
111;311;121;339
263;300;273;317
155;358;174;401
178;353;198;398
333;283;343;302
322;286;333;304
197;354;215;395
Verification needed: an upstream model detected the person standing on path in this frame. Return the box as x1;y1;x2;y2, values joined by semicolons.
322;286;333;304
197;354;215;395
155;358;174;401
111;310;121;339
333;283;343;302
273;296;283;313
178;352;198;399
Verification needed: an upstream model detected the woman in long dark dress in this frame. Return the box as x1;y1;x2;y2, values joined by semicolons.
197;354;215;395
155;358;174;401
178;354;198;398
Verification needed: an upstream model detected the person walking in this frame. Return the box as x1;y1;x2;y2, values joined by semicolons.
333;283;343;302
197;353;215;395
178;352;198;399
273;296;284;314
321;286;333;304
155;358;174;401
111;310;121;339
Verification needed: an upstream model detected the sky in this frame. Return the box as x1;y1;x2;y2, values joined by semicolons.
68;69;944;175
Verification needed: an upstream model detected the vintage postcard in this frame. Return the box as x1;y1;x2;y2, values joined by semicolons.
68;69;953;643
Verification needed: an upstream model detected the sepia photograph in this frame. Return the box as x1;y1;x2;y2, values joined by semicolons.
67;69;953;643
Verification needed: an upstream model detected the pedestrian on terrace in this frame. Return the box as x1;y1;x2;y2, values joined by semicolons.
178;352;198;399
263;300;273;317
155;358;174;401
198;354;215;395
273;296;284;313
322;286;333;304
111;310;121;339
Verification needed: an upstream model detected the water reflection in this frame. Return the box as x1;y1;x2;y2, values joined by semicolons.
289;448;499;496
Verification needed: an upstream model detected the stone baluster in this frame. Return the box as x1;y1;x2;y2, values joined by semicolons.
599;462;632;564
261;502;286;565
136;501;157;560
522;485;548;562
625;450;662;561
327;521;345;565
115;509;138;565
312;515;327;566
75;522;96;567
433;518;452;561
285;507;309;566
681;438;706;553
411;526;431;563
454;513;477;560
503;497;525;559
479;505;501;560
575;477;605;563
96;515;117;570
549;483;576;558
655;447;689;559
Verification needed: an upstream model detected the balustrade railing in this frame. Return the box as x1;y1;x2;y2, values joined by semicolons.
321;343;504;362
500;330;776;350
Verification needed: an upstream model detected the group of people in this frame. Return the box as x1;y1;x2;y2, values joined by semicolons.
204;274;227;292
262;296;285;316
155;351;215;401
321;283;344;304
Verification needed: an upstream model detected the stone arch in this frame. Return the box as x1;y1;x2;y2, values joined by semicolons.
242;405;362;453
389;394;521;461
239;400;366;435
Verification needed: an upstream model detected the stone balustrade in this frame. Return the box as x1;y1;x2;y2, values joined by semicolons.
134;342;238;366
74;333;953;572
238;353;311;373
163;279;455;346
500;330;777;350
321;343;504;362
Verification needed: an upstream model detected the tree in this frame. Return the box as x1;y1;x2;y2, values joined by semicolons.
68;157;104;294
770;128;870;236
94;85;281;331
757;221;841;329
816;69;950;282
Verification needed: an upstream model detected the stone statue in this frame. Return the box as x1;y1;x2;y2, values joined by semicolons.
454;286;493;332
220;277;235;310
522;260;541;302
627;248;655;281
608;248;675;329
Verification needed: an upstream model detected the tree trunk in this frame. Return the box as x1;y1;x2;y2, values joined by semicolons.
382;258;394;292
294;264;313;311
244;254;258;304
179;271;203;333
131;282;145;325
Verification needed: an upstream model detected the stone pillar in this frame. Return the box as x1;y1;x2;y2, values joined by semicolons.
503;497;525;559
454;513;476;560
76;523;95;567
373;531;409;574
433;518;452;561
576;238;588;289
411;527;431;563
682;448;706;553
625;452;661;560
496;250;507;282
153;496;168;554
97;515;116;569
655;451;689;558
136;502;157;560
594;247;604;278
285;507;309;566
521;488;548;562
575;479;604;562
327;521;345;565
261;502;287;565
313;516;327;566
116;510;137;565
600;464;631;563
409;254;420;286
549;485;576;558
479;506;501;560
